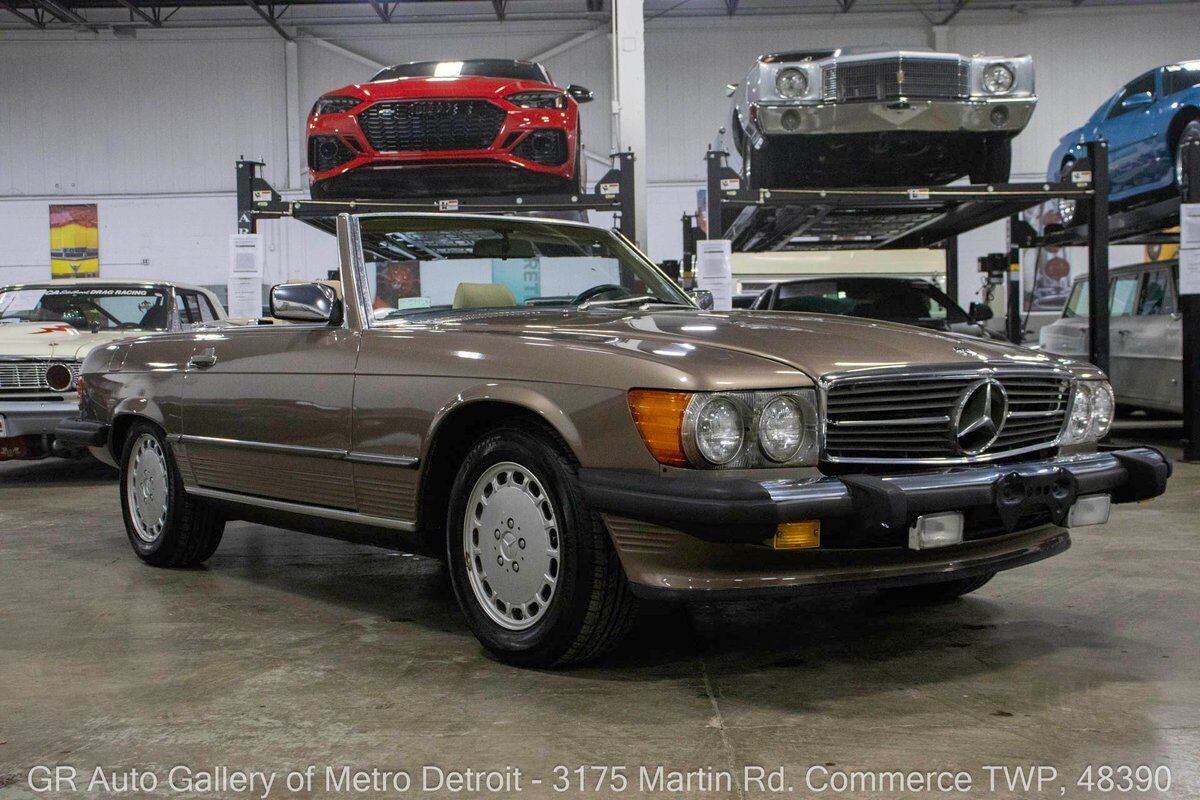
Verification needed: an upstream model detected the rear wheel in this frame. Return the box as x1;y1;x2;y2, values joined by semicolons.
120;422;224;567
446;425;637;667
881;572;995;604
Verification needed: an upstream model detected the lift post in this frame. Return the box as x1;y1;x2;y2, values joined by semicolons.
944;235;959;305
1182;140;1200;462
1085;140;1111;376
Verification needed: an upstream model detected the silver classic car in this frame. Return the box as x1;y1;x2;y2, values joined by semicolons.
729;47;1036;187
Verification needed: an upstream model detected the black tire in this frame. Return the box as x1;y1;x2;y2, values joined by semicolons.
1175;120;1200;195
882;572;996;604
119;421;224;568
969;137;1012;184
446;424;637;667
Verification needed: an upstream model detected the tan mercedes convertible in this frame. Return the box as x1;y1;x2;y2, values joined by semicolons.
59;213;1170;667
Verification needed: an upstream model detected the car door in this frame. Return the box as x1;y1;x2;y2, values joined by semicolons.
1098;71;1160;197
1106;272;1140;399
176;320;360;509
1118;266;1182;413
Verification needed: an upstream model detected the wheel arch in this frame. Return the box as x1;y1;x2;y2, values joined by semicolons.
415;389;583;552
1167;106;1200;153
108;398;169;459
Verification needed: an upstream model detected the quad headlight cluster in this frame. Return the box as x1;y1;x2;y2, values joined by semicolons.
629;389;819;469
1060;379;1115;445
775;68;809;99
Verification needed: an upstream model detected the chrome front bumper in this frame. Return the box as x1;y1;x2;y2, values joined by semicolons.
754;96;1036;136
0;399;75;438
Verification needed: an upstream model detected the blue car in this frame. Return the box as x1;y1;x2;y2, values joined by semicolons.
1048;60;1200;225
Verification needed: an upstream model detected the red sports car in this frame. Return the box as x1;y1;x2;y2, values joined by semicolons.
306;59;593;199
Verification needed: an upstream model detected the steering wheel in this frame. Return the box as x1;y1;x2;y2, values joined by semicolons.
571;284;631;306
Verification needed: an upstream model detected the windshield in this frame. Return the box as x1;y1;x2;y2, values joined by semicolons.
357;217;692;321
0;285;172;331
371;60;549;83
769;278;969;325
1064;281;1089;318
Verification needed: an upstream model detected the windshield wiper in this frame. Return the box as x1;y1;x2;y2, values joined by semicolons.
578;295;691;310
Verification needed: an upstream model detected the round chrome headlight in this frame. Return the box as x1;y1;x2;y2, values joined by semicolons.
982;63;1015;95
1090;381;1115;440
694;397;744;465
758;396;804;462
1066;381;1094;443
45;363;74;392
776;68;808;99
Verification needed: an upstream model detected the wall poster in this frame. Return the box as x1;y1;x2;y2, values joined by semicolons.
49;204;99;278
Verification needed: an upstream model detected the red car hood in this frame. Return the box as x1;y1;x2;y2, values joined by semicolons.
340;76;555;102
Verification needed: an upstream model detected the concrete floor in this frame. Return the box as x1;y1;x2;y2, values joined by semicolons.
1;427;1197;799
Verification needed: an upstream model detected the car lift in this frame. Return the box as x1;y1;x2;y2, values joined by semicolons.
235;151;639;240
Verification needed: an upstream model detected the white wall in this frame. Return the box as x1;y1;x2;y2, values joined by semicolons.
2;6;1196;299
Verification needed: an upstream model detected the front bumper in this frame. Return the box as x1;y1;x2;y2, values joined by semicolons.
754;96;1036;136
580;447;1169;599
0;399;75;438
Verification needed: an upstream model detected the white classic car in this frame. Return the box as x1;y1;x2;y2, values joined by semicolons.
0;279;226;461
729;46;1036;188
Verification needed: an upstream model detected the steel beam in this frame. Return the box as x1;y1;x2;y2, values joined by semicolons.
612;0;648;245
242;0;292;40
113;0;161;25
724;0;738;15
1085;140;1110;376
491;0;506;19
938;0;967;25
0;1;46;27
365;0;392;21
30;0;91;25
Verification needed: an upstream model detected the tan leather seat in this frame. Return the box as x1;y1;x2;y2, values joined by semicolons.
453;283;516;310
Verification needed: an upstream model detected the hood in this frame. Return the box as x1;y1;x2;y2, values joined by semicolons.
341;76;554;102
0;322;138;360
427;308;1066;382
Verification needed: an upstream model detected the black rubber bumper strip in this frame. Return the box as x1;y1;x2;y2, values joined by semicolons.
54;418;109;448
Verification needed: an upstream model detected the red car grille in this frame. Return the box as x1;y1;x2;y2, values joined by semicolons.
357;100;506;152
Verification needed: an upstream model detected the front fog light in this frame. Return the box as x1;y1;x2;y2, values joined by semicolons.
908;512;964;550
694;397;744;465
1067;494;1112;528
1090;382;1115;440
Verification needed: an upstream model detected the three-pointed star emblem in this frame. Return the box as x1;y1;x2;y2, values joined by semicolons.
952;379;1008;455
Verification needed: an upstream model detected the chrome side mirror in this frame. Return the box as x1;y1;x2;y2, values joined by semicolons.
270;282;341;324
566;84;594;103
690;289;714;310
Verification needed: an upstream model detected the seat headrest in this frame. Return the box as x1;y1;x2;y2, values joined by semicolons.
472;237;536;259
453;283;517;310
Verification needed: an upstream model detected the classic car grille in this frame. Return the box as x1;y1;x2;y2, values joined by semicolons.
822;57;969;103
0;360;80;395
823;368;1072;463
357;100;506;152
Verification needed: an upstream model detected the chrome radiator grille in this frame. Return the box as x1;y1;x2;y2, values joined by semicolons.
823;368;1072;464
0;360;80;395
822;57;969;103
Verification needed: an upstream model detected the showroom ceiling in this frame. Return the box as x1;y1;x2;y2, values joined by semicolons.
0;0;1190;33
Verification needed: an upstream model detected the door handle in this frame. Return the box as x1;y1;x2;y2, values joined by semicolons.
189;348;217;369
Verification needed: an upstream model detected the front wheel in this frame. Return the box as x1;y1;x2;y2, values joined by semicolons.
119;422;224;567
1175;120;1200;195
446;425;637;667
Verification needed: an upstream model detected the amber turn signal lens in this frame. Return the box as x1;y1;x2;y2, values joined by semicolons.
628;389;691;467
773;521;820;550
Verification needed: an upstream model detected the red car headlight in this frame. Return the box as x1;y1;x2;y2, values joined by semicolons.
311;95;361;116
506;91;567;110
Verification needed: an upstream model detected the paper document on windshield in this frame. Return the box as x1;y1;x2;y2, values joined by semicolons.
696;239;734;311
1181;204;1200;296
